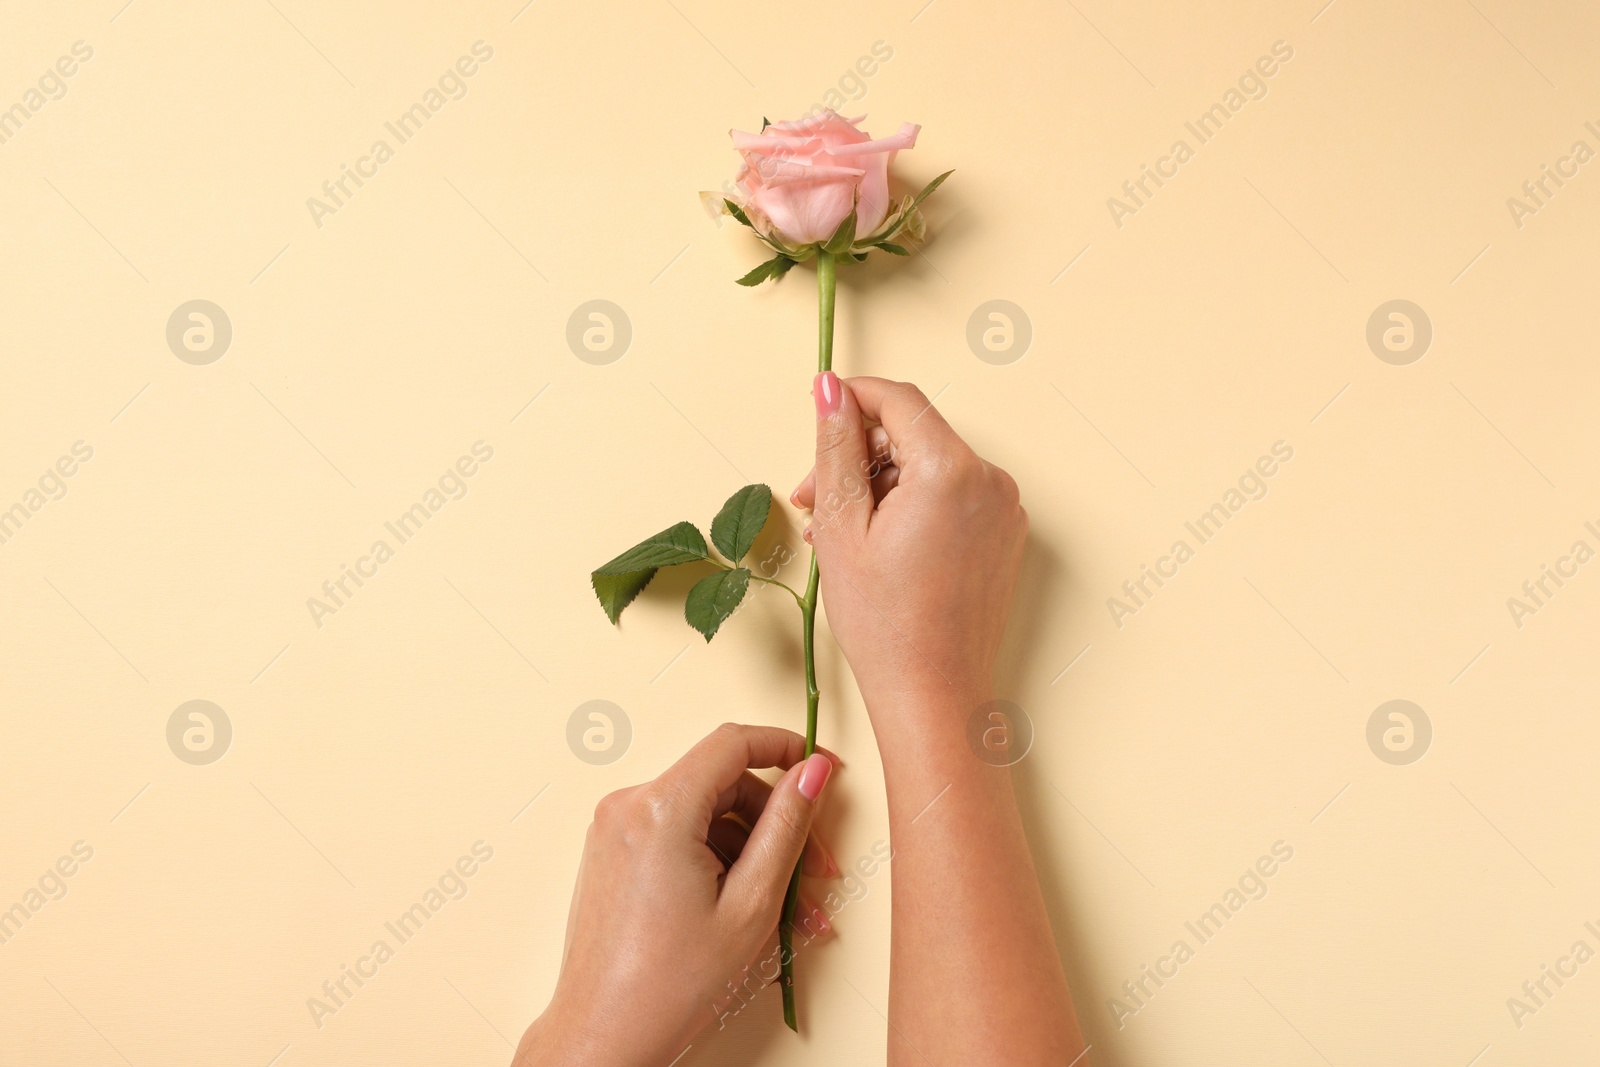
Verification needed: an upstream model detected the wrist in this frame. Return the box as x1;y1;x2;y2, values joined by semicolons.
861;683;998;769
861;678;992;735
514;1014;562;1067
516;1004;635;1067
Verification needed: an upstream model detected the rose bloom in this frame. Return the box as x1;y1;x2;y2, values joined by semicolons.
728;111;920;247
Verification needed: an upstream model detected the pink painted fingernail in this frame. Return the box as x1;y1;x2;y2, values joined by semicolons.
795;897;831;938
797;753;832;801
802;523;813;543
808;838;840;877
813;372;841;418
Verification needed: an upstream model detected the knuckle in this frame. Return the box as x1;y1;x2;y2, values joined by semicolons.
765;799;811;846
990;466;1021;508
892;382;930;409
944;450;986;490
593;788;632;826
637;784;684;833
815;424;853;461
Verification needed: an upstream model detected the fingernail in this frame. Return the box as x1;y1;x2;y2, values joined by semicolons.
796;897;831;937
797;752;832;801
803;839;839;878
814;371;841;418
802;523;813;544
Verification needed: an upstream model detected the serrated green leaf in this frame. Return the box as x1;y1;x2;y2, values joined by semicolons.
710;484;771;563
591;570;657;625
685;568;750;641
724;199;754;230
875;241;910;256
593;521;708;572
822;210;857;255
591;522;710;623
736;254;797;287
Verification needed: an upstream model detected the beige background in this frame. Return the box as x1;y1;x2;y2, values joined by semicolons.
3;0;1598;1064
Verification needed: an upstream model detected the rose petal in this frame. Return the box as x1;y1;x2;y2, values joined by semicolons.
828;122;921;157
730;131;823;153
746;160;867;187
766;110;868;139
854;152;895;236
750;178;857;246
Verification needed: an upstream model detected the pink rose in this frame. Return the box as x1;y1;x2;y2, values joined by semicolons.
728;110;920;247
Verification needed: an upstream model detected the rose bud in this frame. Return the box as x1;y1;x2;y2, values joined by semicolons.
701;110;951;285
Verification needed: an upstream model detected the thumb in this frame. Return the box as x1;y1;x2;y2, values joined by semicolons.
721;753;832;920
811;371;872;542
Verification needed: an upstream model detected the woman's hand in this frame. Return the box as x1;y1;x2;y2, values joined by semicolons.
794;373;1028;721
793;374;1084;1065
516;724;837;1067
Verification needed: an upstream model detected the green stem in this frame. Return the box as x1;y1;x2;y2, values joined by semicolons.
749;574;805;605
815;249;836;374
781;250;835;1032
703;556;804;606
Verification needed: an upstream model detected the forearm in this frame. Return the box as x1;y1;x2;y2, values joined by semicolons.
872;693;1085;1066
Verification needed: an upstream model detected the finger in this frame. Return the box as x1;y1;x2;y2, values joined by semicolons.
713;772;838;877
841;376;962;466
705;815;750;871
802;835;839;879
871;464;900;500
794;421;893;513
790;469;815;511
865;424;894;476
812;371;873;540
721;753;833;921
711;769;776;825
705;814;836;879
656;723;839;830
795;892;832;938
